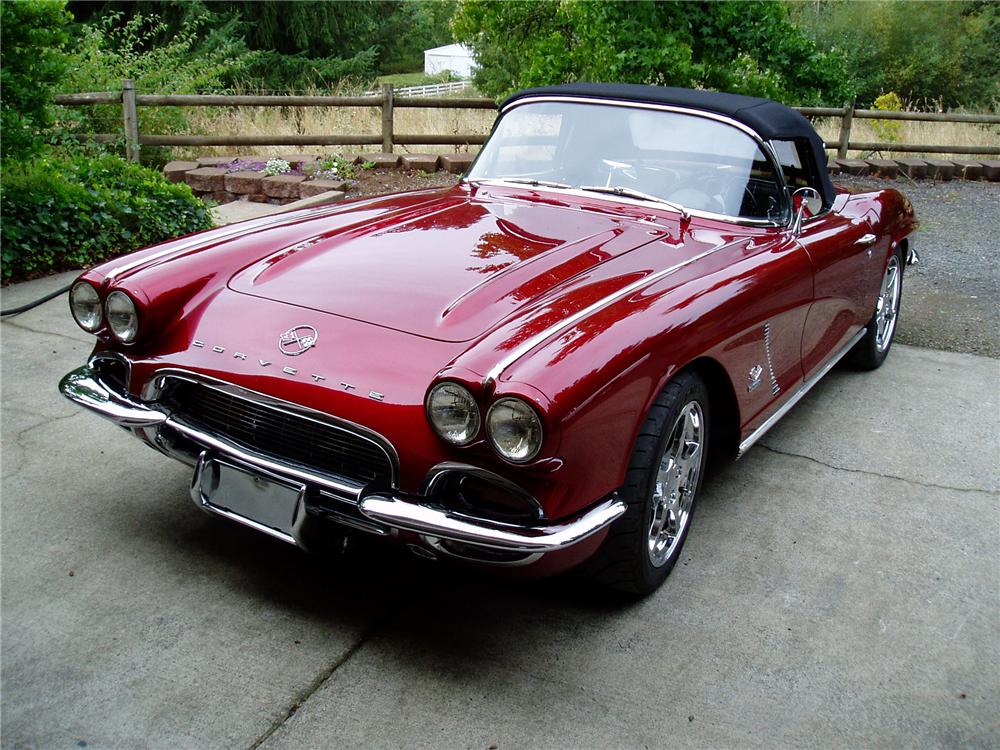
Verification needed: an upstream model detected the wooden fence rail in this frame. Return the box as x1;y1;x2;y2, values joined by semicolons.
53;81;1000;162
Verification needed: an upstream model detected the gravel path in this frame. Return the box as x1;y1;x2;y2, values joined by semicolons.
834;176;1000;357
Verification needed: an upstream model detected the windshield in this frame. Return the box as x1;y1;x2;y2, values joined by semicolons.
467;100;788;222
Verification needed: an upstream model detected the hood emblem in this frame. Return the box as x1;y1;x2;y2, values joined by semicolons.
279;325;318;356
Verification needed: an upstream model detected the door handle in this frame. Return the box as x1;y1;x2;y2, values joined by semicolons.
856;233;877;246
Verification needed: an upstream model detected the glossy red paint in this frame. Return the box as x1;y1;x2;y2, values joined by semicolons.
76;173;916;576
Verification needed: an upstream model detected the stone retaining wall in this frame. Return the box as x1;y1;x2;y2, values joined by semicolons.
163;152;478;205
165;153;1000;205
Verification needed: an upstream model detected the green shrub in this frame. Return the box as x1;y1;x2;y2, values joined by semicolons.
1;154;212;283
0;0;71;161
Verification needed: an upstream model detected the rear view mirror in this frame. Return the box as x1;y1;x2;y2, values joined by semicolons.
791;187;822;233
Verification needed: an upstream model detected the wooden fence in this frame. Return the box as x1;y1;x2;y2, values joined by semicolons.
54;80;1000;163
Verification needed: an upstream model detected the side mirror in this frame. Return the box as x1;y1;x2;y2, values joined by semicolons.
791;187;822;234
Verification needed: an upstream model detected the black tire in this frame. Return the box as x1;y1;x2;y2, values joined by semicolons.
849;248;904;370
579;369;710;596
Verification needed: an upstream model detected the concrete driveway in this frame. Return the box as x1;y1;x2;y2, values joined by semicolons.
2;272;998;749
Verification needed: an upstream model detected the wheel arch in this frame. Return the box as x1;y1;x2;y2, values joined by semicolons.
679;356;741;466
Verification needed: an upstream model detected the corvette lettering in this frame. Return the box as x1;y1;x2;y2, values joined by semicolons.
191;338;385;400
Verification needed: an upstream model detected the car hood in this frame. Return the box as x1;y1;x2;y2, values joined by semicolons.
228;187;663;343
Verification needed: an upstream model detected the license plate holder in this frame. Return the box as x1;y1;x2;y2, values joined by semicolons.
191;454;305;544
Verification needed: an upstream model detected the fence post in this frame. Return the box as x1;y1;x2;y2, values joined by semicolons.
381;83;394;153
122;79;140;162
836;101;854;159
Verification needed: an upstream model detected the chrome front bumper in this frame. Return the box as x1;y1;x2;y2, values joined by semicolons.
59;364;625;557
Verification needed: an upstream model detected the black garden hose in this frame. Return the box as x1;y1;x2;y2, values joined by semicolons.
0;283;72;317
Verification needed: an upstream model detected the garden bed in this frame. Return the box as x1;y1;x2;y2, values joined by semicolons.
163;152;474;205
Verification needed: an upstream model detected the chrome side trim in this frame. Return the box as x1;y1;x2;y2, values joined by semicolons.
483;236;750;385
762;320;780;397
357;492;625;554
738;327;867;457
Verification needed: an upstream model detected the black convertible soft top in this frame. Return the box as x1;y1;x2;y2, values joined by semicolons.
502;82;836;207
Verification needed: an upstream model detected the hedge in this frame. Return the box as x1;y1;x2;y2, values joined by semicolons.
1;154;213;283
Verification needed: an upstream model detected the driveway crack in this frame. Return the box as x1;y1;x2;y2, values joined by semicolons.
246;609;392;749
1;317;91;346
757;443;996;496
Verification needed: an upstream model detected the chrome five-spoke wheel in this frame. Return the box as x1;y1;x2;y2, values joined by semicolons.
582;369;710;595
874;255;901;352
849;248;905;370
648;401;703;567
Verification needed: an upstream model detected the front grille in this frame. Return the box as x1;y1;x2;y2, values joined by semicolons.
164;379;393;485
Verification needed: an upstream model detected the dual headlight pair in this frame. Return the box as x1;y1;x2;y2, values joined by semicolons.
426;382;543;463
70;282;139;343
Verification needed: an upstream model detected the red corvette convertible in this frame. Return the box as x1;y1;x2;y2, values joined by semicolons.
61;84;918;594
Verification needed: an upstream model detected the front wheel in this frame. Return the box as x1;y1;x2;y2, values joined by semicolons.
580;370;710;595
850;250;903;369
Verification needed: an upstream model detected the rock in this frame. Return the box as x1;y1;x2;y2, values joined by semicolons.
924;159;955;180
211;191;237;204
834;158;869;176
354;152;400;168
162;160;198;183
288;190;346;208
185;167;228;192
196;156;237;167
224;171;265;195
951;161;985;181
979;160;1000;181
279;153;320;168
439;154;476;174
400;154;440;172
865;159;899;178
826;162;842;176
300;180;348;198
896;159;928;179
261;174;306;198
248;194;271;203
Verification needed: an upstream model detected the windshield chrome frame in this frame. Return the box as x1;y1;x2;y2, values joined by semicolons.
463;95;793;228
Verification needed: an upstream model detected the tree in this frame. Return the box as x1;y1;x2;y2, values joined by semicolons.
788;0;1000;107
1;0;72;160
452;0;853;105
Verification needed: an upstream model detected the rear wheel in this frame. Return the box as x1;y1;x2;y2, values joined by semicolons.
581;370;710;595
850;250;903;370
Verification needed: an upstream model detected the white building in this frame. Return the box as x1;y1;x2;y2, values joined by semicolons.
423;43;476;78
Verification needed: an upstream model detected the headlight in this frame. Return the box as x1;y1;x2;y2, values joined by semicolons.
486;397;543;463
106;291;139;342
70;282;102;332
426;383;481;445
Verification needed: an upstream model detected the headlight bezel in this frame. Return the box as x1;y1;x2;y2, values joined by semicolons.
486;396;544;464
69;281;103;332
426;381;482;446
105;290;140;343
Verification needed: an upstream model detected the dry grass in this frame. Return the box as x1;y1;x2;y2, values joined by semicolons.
170;101;996;162
812;117;999;161
176;101;496;160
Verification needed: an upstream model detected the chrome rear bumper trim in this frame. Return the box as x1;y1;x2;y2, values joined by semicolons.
358;492;625;553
